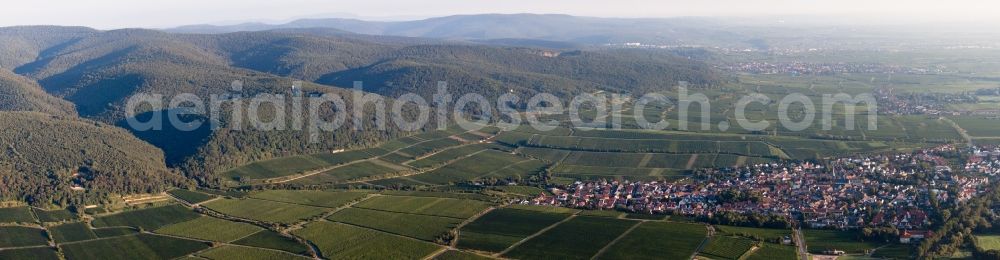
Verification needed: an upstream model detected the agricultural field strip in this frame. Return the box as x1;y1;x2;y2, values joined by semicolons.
691;225;716;260
470;159;541;180
225;229;265;244
187;193;375;255
274;129;489;184
244;194;360;209
698;236;756;259
346;149;493;185
541;135;783;157
166;191;221;207
313;198;498;259
588;220;644;260
48;222;295;257
269;194;382;257
386;129;490;159
81;196;359;257
183;201;293;226
496;215;578;256
269;193;383;237
519;128;917;159
63;230;304;255
312;219;446;258
182;237;310;259
942;117;974;145
450;207;497;247
341;205;467;220
193;197;222;207
151;231;309;258
402;141;492;166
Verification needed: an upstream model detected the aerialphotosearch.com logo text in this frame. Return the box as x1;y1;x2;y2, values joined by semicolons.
124;80;878;143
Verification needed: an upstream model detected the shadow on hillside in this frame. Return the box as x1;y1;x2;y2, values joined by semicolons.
118;109;212;166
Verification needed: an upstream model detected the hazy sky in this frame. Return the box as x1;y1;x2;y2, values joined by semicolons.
2;0;998;29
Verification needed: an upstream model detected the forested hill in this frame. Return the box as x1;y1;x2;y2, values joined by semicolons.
0;25;719;205
1;26;719;116
0;69;76;116
0;111;185;206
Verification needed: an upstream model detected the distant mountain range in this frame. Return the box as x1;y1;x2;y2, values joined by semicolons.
166;13;1000;51
167;14;751;47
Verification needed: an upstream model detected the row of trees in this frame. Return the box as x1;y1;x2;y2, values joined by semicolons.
700;211;793;229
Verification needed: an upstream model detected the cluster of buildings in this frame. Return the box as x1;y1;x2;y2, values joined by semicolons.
965;146;1000;175
874;86;998;116
524;145;1000;235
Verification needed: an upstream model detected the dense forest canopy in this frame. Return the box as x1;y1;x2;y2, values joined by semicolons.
0;111;185;206
0;25;719;206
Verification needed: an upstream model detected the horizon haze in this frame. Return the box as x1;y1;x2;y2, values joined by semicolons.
2;0;999;29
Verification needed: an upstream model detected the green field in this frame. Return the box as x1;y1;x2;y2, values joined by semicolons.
93;227;139;238
951;116;1000;137
48;222;98;243
501;125;925;162
577;209;624;218
407;143;499;168
249;190;368;208
168;189;217;204
507;204;581;214
401;149;544;185
293;221;441;259
550;164;687;181
458;208;572;252
59;234;209;259
197;245;310;260
624;213;668;220
599;221;708;260
202;198;330;224
0;206;35;223
232;230;310;255
91;204;200;230
0;226;49;247
224;148;385;181
197;188;250;198
803;229;880;254
0;247;60;260
700;236;756;259
289;160;405;184
328;207;462;241
395;137;465;160
379;190;496;201
503;216;637;259
516;147;571;162
225;154;334;180
155;216;264;242
353;195;492;219
746;243;797;260
33;208;76;222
